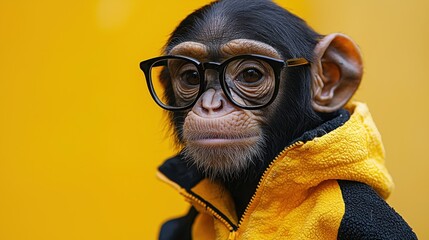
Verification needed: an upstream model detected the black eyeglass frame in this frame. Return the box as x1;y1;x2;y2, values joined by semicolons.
139;54;309;111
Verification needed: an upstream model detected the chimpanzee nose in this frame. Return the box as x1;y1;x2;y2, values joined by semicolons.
192;88;235;118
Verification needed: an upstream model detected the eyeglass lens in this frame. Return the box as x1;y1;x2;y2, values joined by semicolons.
150;58;201;108
224;58;276;107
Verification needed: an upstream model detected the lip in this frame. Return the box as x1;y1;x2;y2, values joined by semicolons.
188;136;259;147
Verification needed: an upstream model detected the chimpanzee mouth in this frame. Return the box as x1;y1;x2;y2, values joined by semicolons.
186;132;260;146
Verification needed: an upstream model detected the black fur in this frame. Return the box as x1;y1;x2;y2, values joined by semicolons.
162;0;327;218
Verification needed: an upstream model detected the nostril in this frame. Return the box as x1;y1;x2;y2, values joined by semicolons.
210;98;223;112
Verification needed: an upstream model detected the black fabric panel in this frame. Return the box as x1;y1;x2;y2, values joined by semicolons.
295;109;350;143
158;153;203;190
159;207;198;240
338;180;417;240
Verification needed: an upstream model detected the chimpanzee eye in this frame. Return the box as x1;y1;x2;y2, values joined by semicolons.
237;68;263;84
181;70;200;85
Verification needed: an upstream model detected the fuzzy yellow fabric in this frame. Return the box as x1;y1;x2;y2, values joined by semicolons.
159;102;394;240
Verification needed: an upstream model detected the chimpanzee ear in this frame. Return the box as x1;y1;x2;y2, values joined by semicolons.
311;33;363;112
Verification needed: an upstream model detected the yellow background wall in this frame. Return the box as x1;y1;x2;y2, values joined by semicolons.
0;1;427;239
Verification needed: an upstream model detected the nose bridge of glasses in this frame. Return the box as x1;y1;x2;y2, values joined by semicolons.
202;61;222;72
200;61;222;88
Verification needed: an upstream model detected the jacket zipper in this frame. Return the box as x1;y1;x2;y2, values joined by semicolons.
179;188;237;232
236;141;304;228
182;141;304;239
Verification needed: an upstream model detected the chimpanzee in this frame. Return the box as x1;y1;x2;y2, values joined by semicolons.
140;0;417;239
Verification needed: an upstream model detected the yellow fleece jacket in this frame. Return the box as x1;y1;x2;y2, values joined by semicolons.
158;102;416;239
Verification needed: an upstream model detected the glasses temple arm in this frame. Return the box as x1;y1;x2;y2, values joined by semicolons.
286;58;309;67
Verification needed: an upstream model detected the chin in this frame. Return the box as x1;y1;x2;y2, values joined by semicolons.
183;135;265;181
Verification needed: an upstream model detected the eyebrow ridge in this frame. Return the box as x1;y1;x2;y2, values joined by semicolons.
169;42;208;60
221;39;281;59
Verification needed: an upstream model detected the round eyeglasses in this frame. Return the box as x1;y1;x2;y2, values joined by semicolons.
139;54;308;111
